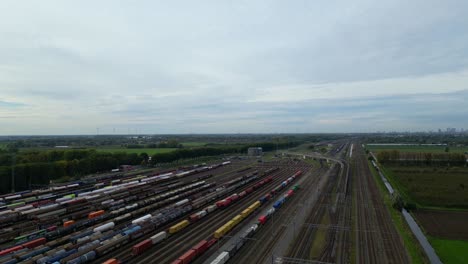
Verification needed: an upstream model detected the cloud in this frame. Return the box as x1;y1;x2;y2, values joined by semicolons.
0;0;467;134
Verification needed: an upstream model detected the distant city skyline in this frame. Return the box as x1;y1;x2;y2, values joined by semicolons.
1;1;468;135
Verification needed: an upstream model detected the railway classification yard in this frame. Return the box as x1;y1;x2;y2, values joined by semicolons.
0;141;412;264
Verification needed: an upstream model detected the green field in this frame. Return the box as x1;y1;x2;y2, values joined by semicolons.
382;165;468;208
429;237;468;264
95;148;177;155
181;142;207;147
367;144;468;154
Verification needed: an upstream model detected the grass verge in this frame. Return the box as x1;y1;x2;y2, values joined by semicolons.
310;212;330;259
428;237;468;264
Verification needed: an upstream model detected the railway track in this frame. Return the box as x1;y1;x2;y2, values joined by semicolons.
286;164;341;260
92;163;269;263
282;142;351;264
227;164;327;264
353;144;410;264
93;159;310;263
128;160;312;264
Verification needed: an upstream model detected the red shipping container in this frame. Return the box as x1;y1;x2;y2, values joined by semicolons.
47;225;57;231
189;213;200;222
0;245;23;256
206;238;217;248
246;187;254;194
287;190;294;196
171;260;183;264
215;200;222;207
178;249;197;264
102;259;120;264
132;239;152;255
63;220;75;227
192;240;208;255
239;191;247;198
22;237;46;249
230;194;239;202
258;215;267;225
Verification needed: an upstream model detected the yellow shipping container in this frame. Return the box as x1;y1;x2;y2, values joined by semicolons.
232;215;243;226
249;201;261;211
241;208;252;219
169;220;190;234
226;220;235;232
214;226;227;238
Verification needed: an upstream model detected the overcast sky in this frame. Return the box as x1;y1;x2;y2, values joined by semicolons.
1;0;468;135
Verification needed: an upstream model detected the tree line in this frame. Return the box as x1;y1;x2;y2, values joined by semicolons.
377;150;467;166
0;150;145;194
0;141;301;194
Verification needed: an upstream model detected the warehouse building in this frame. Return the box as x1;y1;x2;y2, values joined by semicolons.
248;147;263;156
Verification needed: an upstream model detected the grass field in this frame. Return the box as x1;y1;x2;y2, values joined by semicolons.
366;144;468;154
413;210;468;240
95;148;177;155
381;165;468;208
429;237;468;264
181;142;207;147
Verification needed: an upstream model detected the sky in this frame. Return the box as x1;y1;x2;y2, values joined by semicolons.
1;0;468;135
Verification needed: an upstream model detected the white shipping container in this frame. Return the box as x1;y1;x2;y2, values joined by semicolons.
5;194;21;200
197;210;207;219
211;251;229;264
150;231;167;244
132;214;152;225
206;205;217;213
20;208;39;215
0;210;13;216
175;199;189;206
93;222;115;233
56;197;72;203
14;205;33;212
101;199;114;205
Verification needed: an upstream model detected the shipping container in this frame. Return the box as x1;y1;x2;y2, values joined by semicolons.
0;245;23;256
258;215;267;225
93;222;115;233
150;231;167;244
205;205;217;213
88;210;105;219
131;214;151;225
63;220;75;227
210;251;229;264
177;249;197;264
102;259;120;264
132;239;152;255
192;240;208;255
169;220;189;234
22;237;46;249
240;208;253;219
232;215;243;225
